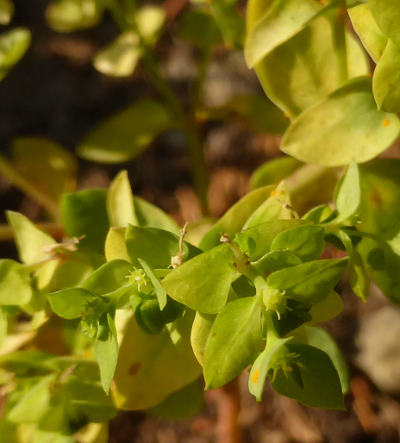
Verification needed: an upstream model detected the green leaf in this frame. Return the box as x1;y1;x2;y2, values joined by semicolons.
358;159;400;236
303;326;349;393
271;343;344;410
200;185;274;250
82;259;134;296
370;0;400;48
245;0;333;67
235;219;306;261
250;156;301;190
95;313;118;394
94;31;141;78
271;225;325;262
33;404;73;443
209;95;289;135
243;182;293;228
309;290;344;323
46;0;103;32
77;100;173;164
147;379;204;420
266;258;348;304
134;196;180;234
204;296;264;389
373;39;400;112
0;27;31;81
47;288;105;320
107;170;138;228
113;310;201;410
355;159;400;304
248;336;292;401
0;307;7;347
349;3;387;62
135;5;166;44
179;8;222;50
337;230;369;300
6;211;56;265
251;12;369;117
126;225;196;269
210;0;244;47
0;0;14;25
302;204;336;224
335;160;361;222
11;137;77;202
252;250;302;275
0;259;32;306
94;6;164;77
8;374;56;423
137;258;167;310
61;189;109;254
59;376;116;422
105;227;130;262
190;312;214;366
162;244;235;314
281;77;400;166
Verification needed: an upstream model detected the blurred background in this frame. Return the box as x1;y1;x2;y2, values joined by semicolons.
1;1;400;442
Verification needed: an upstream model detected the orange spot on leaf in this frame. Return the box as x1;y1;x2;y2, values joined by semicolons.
252;369;260;385
129;363;142;376
383;119;391;127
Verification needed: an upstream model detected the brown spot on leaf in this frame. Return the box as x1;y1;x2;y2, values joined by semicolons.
129;363;142;376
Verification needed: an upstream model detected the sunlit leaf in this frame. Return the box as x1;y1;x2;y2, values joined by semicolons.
46;0;103;32
204;296;264;389
113;310;201;410
373;39;400;113
349;3;387;62
0;27;30;81
0;260;32;306
282;77;400;166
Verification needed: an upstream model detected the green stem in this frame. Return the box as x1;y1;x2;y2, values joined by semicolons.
0;155;61;221
264;310;280;341
333;3;348;83
109;0;210;214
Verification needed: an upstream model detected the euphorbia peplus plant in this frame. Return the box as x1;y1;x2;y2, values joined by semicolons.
1;157;400;441
3;0;400;441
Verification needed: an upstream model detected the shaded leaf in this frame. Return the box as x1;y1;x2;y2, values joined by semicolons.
272;343;344;410
77;100;173;164
95;313;118;394
266;258;348;304
61;189;109;254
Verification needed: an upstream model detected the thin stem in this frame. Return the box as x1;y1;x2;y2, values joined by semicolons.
333;3;348;83
0;155;61;221
109;0;210;213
